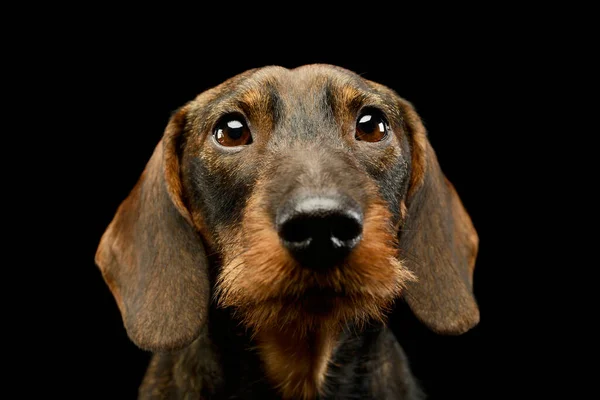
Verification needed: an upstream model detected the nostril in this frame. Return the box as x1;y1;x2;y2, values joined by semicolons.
329;212;362;243
279;212;362;244
279;216;315;244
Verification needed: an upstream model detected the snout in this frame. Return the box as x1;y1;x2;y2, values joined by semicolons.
276;194;363;269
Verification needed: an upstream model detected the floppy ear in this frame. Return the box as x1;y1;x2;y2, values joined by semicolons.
398;100;480;335
95;107;209;351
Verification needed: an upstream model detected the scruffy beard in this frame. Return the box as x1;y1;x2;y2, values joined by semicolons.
214;196;415;338
213;191;415;399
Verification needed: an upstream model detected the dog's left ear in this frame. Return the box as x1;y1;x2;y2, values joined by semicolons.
398;99;480;335
95;107;210;351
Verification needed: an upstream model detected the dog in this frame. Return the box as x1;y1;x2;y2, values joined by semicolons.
95;64;479;399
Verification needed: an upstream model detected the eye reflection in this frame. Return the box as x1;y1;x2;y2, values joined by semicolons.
214;115;253;147
355;109;389;142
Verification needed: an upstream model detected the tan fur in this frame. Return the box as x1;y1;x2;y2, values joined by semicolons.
216;180;415;398
395;98;428;196
163;107;194;224
256;325;338;399
95;64;480;398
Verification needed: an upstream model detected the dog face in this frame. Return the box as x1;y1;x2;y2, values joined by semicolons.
181;65;416;336
96;64;479;353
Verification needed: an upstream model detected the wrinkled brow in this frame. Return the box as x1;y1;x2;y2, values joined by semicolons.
192;73;403;133
194;79;283;132
324;80;404;124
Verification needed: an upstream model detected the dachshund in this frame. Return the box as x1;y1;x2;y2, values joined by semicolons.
95;64;479;399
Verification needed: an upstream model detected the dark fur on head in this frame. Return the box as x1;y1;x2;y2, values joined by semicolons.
96;64;479;399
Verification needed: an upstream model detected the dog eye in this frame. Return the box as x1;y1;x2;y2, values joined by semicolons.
355;109;389;142
214;114;253;147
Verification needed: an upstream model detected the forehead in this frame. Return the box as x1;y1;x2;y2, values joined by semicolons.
191;64;402;123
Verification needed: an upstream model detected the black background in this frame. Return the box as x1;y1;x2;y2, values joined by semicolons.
24;12;570;399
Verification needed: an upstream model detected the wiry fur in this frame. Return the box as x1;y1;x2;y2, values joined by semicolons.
213;181;416;398
216;189;415;335
95;64;479;400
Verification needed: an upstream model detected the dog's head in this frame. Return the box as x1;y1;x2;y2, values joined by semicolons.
95;64;479;351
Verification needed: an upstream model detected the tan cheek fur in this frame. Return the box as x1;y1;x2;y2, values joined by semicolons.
214;185;415;399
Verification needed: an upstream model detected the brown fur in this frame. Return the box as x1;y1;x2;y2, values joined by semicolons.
95;64;479;399
213;178;415;396
95;132;210;351
398;97;428;196
216;185;414;336
256;325;338;399
400;142;479;335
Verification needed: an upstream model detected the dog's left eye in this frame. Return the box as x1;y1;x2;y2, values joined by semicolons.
214;114;253;147
355;109;389;142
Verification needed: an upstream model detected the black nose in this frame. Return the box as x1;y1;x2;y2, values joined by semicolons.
276;195;363;269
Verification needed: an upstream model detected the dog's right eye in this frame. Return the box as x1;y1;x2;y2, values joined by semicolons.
214;114;253;147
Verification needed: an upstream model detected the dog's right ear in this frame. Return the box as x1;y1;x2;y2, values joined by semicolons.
95;107;209;352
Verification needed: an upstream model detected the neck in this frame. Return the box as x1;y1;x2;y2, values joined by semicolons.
207;307;420;399
140;306;422;399
254;323;339;399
